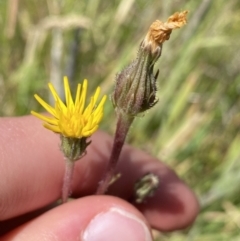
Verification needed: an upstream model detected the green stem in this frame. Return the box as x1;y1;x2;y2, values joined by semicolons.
97;111;134;194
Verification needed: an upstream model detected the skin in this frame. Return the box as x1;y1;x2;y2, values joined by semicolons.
0;116;199;239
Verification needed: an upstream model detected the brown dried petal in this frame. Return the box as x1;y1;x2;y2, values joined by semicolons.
143;10;188;52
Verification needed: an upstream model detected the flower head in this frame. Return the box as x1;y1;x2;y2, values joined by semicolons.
112;11;188;116
142;11;188;55
31;76;107;139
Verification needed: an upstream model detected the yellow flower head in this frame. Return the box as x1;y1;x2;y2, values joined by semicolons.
31;77;107;138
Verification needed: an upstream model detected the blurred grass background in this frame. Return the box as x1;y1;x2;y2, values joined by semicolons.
1;0;240;240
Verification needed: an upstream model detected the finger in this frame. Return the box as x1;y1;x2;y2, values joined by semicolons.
0;203;57;236
2;196;153;241
0;116;64;220
0;116;198;231
0;116;110;220
108;146;199;231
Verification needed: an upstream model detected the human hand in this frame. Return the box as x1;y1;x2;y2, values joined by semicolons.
0;116;199;240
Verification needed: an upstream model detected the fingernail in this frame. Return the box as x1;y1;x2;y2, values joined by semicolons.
82;207;153;241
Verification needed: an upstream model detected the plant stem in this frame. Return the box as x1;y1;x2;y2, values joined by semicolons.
62;159;74;203
97;111;134;194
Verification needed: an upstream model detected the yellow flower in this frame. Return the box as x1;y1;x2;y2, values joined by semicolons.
31;76;107;138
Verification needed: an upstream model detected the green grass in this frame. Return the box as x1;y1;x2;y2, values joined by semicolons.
1;0;240;240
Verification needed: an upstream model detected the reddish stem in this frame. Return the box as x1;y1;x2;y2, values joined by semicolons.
62;159;74;203
97;111;134;194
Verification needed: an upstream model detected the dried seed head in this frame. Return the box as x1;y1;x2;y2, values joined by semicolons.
134;173;160;203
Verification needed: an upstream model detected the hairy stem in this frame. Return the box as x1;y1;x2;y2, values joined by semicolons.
97;111;134;194
62;159;74;203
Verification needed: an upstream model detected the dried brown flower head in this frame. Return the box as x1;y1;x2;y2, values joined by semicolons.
142;10;188;55
112;10;188;116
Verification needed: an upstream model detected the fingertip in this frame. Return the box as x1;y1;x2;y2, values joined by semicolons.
140;180;199;231
108;148;199;231
82;198;153;241
2;196;153;241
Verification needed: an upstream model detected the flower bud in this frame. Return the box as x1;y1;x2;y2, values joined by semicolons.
112;45;159;116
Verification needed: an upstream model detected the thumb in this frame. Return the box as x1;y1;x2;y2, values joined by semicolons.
2;196;153;241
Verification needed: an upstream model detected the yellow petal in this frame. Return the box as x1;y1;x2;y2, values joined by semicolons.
48;83;66;111
34;94;56;117
31;111;58;125
64;76;74;107
80;79;88;114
